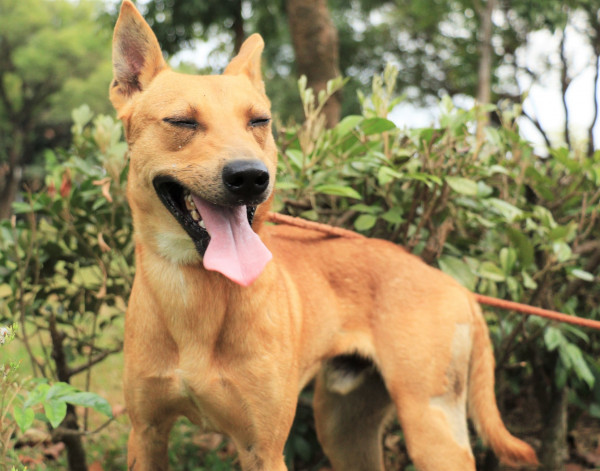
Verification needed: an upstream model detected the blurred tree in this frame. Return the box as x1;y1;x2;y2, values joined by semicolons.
335;0;599;154
0;0;113;218
141;0;342;126
287;0;341;127
142;0;247;54
115;1;600;154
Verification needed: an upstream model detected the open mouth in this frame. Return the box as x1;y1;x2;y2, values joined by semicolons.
152;176;256;256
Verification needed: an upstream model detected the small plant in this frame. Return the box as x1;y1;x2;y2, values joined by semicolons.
0;105;133;470
0;323;24;470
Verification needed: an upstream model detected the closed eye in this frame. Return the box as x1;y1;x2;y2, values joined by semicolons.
163;117;199;129
249;117;271;127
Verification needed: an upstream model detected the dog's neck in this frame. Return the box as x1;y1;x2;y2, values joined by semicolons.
133;239;276;348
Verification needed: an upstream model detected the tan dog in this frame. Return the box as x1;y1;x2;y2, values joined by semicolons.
110;2;538;470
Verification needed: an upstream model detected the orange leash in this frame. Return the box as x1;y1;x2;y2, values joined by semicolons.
473;294;600;330
266;212;600;330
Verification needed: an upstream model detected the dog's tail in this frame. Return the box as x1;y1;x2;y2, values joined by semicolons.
467;297;539;468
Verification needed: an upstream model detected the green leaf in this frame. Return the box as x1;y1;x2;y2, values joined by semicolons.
506;276;519;299
570;269;594;282
507;228;534;267
276;181;298;190
590;403;600;419
314;184;361;199
445;176;478;196
438;256;477;291
522;271;538;290
300;210;318;221
24;383;50;408
478;261;506;282
499;247;516;274
360;117;396;135
548;225;570;241
381;207;404;224
43;399;67;428
11;201;36;214
564;344;595;388
46;382;76;401
354;214;377;231
60;392;113;418
13;406;35;433
552;242;572;263
487;198;523;222
350;204;382;214
335;115;362;137
285;149;304;170
544;327;564;351
489;165;509;175
377;166;403;185
477;181;494;197
72;104;94;131
407;172;442;186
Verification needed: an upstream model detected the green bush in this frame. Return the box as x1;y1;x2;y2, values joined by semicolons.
0;105;131;470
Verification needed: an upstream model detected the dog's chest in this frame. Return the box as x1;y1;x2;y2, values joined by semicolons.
172;347;295;435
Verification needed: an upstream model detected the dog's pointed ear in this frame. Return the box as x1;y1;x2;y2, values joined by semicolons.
224;34;265;93
110;0;168;113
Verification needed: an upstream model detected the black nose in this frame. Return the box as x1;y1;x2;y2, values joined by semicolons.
222;160;270;202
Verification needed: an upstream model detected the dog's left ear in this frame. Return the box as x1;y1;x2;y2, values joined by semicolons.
224;34;265;94
110;0;168;113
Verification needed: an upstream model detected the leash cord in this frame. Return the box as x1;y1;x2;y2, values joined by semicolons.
266;212;600;330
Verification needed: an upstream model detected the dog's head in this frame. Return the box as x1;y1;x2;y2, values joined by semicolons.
111;1;276;286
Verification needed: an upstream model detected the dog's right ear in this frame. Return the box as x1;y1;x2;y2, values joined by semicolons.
110;0;167;114
224;34;265;94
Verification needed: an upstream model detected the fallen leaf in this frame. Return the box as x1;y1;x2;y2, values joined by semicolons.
89;461;105;471
43;441;65;460
112;403;126;417
60;169;72;198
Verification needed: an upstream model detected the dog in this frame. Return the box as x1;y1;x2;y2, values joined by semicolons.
110;2;538;470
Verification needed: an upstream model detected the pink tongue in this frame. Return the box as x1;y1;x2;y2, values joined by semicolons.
192;196;272;287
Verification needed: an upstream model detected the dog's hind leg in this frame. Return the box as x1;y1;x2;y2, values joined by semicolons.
127;417;176;471
313;356;394;471
382;322;476;471
390;394;475;471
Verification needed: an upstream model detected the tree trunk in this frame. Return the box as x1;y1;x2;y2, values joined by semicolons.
0;164;21;219
475;0;496;143
531;348;569;471
232;0;244;54
61;406;89;471
560;29;572;150
50;315;89;471
540;386;569;470
287;0;341;127
0;128;25;219
586;14;599;156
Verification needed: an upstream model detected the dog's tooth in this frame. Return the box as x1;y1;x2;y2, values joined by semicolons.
199;220;206;229
191;210;200;221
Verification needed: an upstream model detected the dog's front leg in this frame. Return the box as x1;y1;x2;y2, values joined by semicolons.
127;418;176;471
235;440;289;471
223;391;296;471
